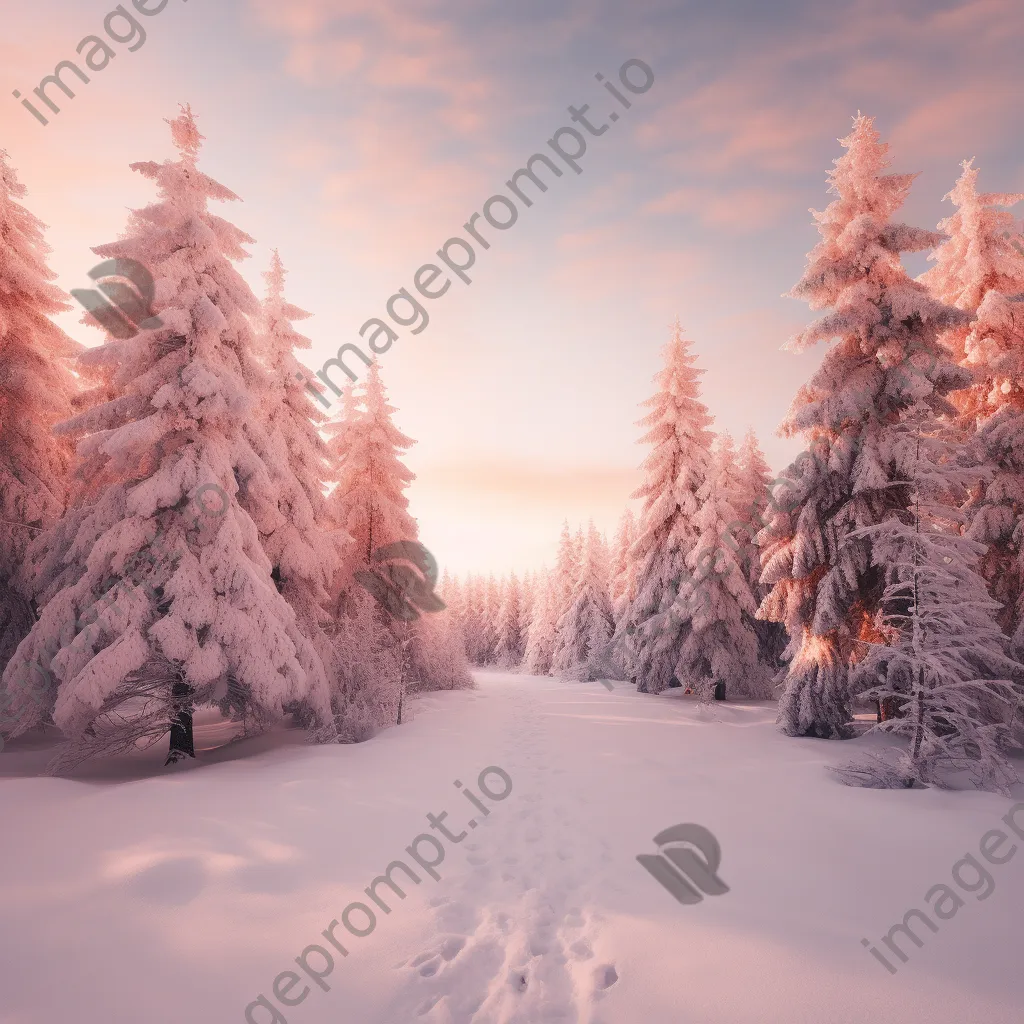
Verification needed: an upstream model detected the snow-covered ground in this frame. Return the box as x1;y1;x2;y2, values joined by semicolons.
1;671;1022;1024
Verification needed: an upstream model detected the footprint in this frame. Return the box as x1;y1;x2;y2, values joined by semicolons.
440;936;466;960
416;995;442;1016
595;964;619;990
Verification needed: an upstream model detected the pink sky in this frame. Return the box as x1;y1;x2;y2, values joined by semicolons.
3;0;1023;576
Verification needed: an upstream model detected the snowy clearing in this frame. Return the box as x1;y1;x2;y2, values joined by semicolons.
1;670;1022;1024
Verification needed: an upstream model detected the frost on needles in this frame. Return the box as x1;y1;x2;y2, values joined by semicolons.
758;115;971;740
835;414;1024;793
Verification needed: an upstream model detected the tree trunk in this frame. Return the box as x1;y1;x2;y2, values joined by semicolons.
880;696;903;721
166;679;195;765
714;681;726;701
910;665;926;763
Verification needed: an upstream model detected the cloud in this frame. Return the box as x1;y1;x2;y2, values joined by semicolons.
643;184;798;231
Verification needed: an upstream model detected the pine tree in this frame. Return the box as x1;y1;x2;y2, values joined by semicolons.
523;568;557;675
0;151;81;689
920;161;1024;652
837;413;1023;793
609;508;638;629
325;360;468;717
494;573;525;668
920;160;1024;420
727;429;788;676
326;361;417;568
758;115;968;739
438;571;471;674
249;250;348;722
2;107;335;768
670;444;772;699
617;323;716;692
464;574;487;665
552;521;615;680
720;432;761;587
518;569;534;658
549;522;583;672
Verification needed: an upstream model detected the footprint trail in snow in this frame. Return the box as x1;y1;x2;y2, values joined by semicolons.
388;691;620;1023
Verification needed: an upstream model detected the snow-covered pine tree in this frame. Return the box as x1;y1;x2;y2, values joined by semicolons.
920;160;1024;419
494;572;525;668
438;568;455;616
250;249;348;723
609;507;638;630
837;412;1023;792
518;569;534;662
719;433;758;586
727;429;788;675
3;107;336;768
549;521;583;672
481;574;502;665
440;571;471;669
551;520;615;680
523;568;557;675
617;323;716;693
465;574;488;665
919;161;1024;654
326;364;416;570
0;151;81;685
325;359;469;717
757;115;969;740
669;442;772;699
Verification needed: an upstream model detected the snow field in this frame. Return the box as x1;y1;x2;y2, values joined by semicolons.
1;671;1022;1024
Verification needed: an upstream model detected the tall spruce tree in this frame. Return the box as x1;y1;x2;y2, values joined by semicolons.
617;323;716;693
552;521;614;680
3;107;336;768
325;359;468;722
523;567;557;675
758;115;968;739
920;161;1024;652
249;250;348;724
494;573;525;668
729;429;788;675
670;442;772;699
838;411;1023;793
0;151;81;688
609;507;638;630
